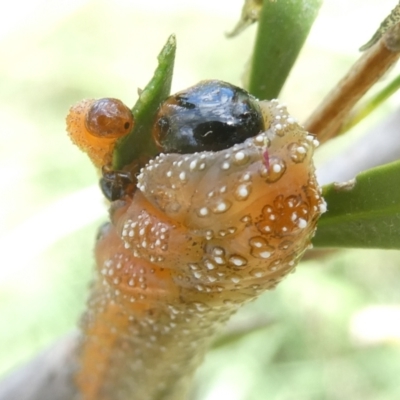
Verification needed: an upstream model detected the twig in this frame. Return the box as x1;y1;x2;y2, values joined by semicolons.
304;24;400;143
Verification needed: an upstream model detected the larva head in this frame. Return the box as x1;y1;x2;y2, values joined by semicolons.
66;98;133;167
153;80;264;154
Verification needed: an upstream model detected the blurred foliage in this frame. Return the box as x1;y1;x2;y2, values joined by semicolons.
1;1;400;400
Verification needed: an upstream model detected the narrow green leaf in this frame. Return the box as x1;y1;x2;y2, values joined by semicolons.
112;35;176;169
248;0;322;100
313;160;400;249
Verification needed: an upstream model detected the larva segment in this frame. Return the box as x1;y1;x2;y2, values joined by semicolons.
66;98;133;168
76;99;325;400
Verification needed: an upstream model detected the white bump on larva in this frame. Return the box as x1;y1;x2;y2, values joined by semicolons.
235;184;250;200
229;256;247;267
255;135;264;144
139;228;145;236
313;139;320;147
231;276;241;284
166;171;172;178
124;242;130;249
213;201;230;213
272;164;282;173
198;207;209;217
193;271;203;279
252;239;263;248
199;163;206;170
189;160;197;170
214;257;225;265
207;275;217;283
269;214;276;221
221;162;230;170
260;251;271;259
234;151;245;161
287;117;296;124
288;260;295;266
242;173;251;181
297;146;306;154
319;201;327;213
128;230;134;237
213;247;224;256
220;186;227;194
275;123;282;130
179;172;186;181
297;218;307;229
291;212;298;222
204;260;215;270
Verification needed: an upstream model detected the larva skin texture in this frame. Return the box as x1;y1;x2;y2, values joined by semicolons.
76;99;325;400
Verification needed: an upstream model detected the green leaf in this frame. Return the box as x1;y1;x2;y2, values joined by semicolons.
112;35;176;169
248;0;322;100
313;160;400;249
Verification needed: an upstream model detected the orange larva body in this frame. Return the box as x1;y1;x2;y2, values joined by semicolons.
66;98;133;168
75;97;326;400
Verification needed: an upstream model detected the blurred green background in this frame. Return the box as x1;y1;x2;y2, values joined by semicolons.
1;1;400;399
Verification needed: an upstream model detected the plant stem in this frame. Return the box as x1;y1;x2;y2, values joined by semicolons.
304;25;400;143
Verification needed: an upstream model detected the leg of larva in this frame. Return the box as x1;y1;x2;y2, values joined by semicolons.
75;99;325;400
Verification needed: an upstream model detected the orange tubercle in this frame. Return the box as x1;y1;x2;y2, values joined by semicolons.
66;98;134;168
